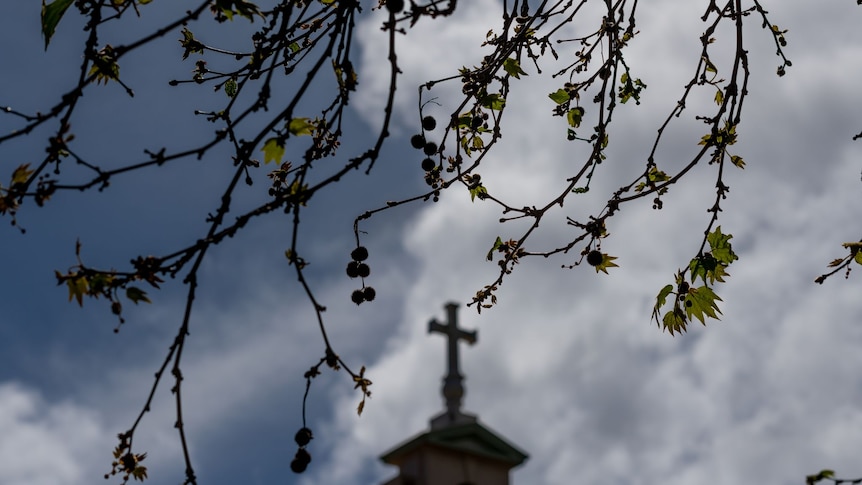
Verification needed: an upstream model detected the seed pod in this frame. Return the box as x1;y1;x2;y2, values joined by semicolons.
351;246;369;261
294;427;313;447
586;250;603;266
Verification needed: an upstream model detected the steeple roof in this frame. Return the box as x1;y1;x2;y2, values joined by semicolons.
380;420;528;467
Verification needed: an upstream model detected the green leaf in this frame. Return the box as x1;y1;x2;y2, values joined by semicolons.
88;62;119;84
689;254;717;284
566;107;584;128
224;78;237;98
703;55;718;73
333;60;357;91
215;0;262;21
261;138;285;165
548;89;570;105
10;164;34;186
88;46;120;85
684;285;722;324
709;263;730;283
635;166;670;193
41;0;74;50
654;284;673;308
663;308;687;336
479;93;505;111
707;226;738;265
469;184;488;202
714;88;723;105
652;284;674;323
126;286;151;304
648;167;669;183
487;236;503;261
455;114;472;129
288;117;314;136
472;135;484;150
89;273;114;293
503;57;528;79
132;465;148;481
855;251;862;266
618;73;647;104
594;254;619;274
66;277;88;307
730;155;745;169
179;27;205;60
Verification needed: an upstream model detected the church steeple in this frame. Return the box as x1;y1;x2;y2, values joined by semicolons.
379;303;528;485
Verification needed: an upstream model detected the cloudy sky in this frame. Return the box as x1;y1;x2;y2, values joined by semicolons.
2;1;862;485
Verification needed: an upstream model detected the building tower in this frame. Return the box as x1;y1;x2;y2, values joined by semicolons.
379;302;528;485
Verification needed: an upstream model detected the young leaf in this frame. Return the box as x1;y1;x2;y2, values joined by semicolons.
689;254;717;284
503;57;528;79
593;253;619;274
566;107;584;128
41;0;74;50
455;114;472;129
652;284;674;324
262;138;285;164
469;184;487;202
703;55;718;73
618;73;647;104
126;286;152;304
215;0;262;21
684;285;722;324
548;89;570;105
10;164;34;186
479;93;505;111
179;28;205;60
88;46;121;85
707;226;738;265
288;118;314;136
487;236;503;261
471;135;485;150
66;277;88;307
663;308;687;336
132;466;148;481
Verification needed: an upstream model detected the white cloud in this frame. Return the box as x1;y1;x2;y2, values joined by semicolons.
0;382;107;485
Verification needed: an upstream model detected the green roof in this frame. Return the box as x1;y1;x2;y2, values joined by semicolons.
380;420;528;467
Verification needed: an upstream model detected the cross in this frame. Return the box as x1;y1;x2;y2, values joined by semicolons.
428;302;477;420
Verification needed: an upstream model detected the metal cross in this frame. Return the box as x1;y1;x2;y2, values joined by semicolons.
428;302;477;419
